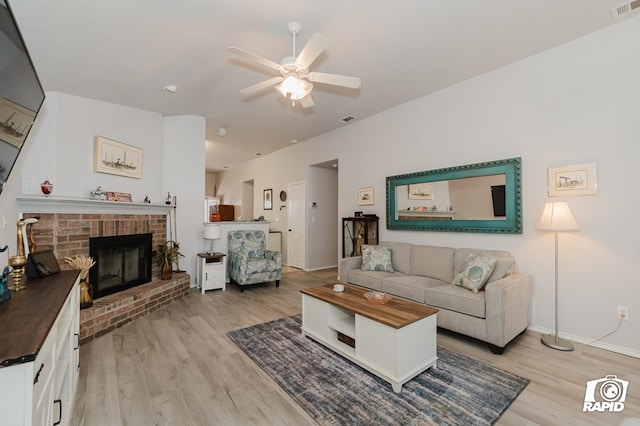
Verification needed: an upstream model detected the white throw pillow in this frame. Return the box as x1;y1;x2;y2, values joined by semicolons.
452;254;497;293
361;245;394;272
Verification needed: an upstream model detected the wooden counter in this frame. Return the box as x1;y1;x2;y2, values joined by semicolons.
0;270;80;367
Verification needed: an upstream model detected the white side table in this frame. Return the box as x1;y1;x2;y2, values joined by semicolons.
197;252;226;293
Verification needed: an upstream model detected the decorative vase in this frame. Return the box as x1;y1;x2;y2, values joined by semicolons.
40;179;53;195
79;279;93;309
161;264;172;280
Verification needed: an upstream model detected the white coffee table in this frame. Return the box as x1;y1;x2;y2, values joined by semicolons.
301;284;438;393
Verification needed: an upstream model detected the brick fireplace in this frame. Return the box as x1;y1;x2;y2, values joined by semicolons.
24;211;167;277
18;197;191;344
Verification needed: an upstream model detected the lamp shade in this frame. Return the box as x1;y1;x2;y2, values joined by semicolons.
203;225;221;240
536;202;579;231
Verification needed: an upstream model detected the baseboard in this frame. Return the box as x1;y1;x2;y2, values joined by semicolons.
528;325;640;358
305;264;338;272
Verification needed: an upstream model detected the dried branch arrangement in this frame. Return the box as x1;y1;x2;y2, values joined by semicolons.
64;255;96;280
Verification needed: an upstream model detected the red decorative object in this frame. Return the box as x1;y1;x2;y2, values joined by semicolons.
40;180;53;195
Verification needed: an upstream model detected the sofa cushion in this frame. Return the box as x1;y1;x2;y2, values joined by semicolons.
409;245;456;283
452;254;497;293
361;245;394;272
347;269;404;291
455;248;514;285
425;284;486;318
379;241;413;274
487;257;515;284
381;275;447;304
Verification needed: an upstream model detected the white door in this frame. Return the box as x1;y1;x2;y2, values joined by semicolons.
287;182;305;269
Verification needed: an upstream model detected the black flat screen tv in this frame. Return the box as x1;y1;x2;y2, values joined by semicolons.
0;0;45;194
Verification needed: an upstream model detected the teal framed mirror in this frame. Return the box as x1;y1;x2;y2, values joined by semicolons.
386;157;522;233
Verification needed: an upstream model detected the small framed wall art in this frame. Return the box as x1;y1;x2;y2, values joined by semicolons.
263;188;273;210
408;183;433;200
0;98;36;148
94;136;143;179
548;162;597;197
358;187;375;206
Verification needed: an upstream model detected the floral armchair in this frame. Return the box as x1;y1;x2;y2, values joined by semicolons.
227;230;281;291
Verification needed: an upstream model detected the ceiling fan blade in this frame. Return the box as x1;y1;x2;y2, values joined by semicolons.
299;94;314;108
240;76;284;95
227;46;282;71
307;72;361;89
295;34;329;69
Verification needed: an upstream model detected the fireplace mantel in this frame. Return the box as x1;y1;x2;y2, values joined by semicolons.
17;196;174;215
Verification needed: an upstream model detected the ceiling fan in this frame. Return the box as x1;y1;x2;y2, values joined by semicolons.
228;22;361;108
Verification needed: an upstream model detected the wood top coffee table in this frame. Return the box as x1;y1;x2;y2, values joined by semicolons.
300;283;438;393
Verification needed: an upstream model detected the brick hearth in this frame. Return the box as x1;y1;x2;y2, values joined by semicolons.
20;205;190;343
79;272;190;345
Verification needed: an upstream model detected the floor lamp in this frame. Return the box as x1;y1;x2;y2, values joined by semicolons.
536;202;579;351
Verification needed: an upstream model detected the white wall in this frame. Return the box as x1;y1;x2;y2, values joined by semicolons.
217;16;640;356
205;171;216;196
163;116;206;280
0;93;205;285
307;165;338;270
21;92;164;200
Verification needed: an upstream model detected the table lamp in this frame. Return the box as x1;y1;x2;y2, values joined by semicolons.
536;201;579;351
203;225;221;255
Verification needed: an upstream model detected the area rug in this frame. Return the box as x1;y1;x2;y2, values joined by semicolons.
227;315;529;425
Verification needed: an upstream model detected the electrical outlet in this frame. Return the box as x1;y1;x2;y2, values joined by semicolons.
617;306;629;321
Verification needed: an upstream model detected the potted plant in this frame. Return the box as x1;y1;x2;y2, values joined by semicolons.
154;240;183;280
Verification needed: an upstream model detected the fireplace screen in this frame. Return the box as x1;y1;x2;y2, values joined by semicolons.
89;233;152;299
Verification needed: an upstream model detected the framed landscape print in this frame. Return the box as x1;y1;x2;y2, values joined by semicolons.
408;183;433;200
94;136;143;179
0;98;36;148
548;162;597;196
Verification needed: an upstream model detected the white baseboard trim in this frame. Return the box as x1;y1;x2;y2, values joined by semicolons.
305;264;338;272
528;325;640;358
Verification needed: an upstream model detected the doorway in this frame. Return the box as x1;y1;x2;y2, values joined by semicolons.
287;181;305;269
241;179;254;220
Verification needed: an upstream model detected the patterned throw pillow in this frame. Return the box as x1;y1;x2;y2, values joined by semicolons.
361;245;394;272
452;254;497;293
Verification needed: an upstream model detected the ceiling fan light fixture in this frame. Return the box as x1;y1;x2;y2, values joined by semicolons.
278;75;313;101
292;79;313;100
278;74;299;96
229;22;359;109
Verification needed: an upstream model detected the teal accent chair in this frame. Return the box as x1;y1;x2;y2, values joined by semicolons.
227;230;281;291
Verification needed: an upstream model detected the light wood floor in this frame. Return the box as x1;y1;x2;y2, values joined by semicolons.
71;268;640;426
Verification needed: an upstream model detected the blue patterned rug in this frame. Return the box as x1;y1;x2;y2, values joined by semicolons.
227;315;528;425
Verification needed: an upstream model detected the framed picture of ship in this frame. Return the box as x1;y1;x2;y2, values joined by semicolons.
0;98;36;148
408;183;433;200
94;135;143;179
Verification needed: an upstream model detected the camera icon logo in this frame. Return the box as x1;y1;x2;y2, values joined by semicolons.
583;375;628;412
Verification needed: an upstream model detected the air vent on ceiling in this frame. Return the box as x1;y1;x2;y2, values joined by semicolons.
340;115;357;123
611;0;640;18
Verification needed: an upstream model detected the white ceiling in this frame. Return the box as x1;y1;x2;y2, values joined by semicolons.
9;0;635;171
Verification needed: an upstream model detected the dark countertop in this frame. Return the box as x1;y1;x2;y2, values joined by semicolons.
0;270;79;367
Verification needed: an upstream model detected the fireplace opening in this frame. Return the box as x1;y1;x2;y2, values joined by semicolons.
89;233;152;299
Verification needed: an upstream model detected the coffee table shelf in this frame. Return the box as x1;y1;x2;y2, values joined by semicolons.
301;284;438;393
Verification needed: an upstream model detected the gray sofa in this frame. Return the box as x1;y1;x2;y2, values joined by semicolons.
339;241;533;353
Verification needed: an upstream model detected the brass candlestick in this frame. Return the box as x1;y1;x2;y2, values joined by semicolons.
8;255;27;290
